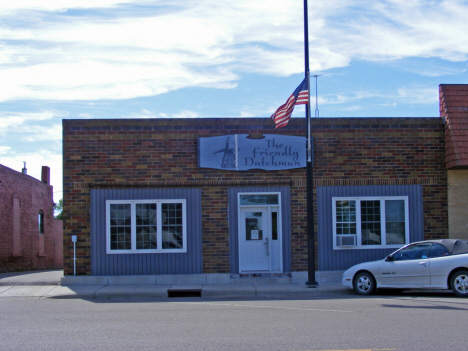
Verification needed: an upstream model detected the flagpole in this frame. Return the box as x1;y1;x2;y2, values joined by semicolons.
304;0;318;287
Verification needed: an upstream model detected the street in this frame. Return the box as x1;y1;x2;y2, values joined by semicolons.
1;292;466;351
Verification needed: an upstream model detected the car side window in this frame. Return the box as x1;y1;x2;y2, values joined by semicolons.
429;243;450;258
393;244;432;261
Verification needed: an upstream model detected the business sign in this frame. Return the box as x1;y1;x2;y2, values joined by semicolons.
198;134;309;171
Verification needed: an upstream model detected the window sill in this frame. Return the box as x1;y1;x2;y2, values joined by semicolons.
106;249;187;255
333;244;405;251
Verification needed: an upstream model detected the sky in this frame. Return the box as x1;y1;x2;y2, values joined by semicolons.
1;0;468;203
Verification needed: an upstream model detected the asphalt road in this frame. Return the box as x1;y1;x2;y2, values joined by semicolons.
1;292;466;351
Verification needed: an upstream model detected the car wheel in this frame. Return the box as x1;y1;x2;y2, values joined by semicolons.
353;272;376;295
451;270;468;297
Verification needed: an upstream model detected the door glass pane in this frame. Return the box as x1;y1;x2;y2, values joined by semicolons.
136;203;157;249
245;212;263;240
361;200;381;245
162;203;183;249
385;200;405;244
271;211;278;241
240;195;278;205
110;204;131;250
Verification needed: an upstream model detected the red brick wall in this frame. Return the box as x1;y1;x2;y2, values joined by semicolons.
440;84;468;169
63;117;447;275
0;164;63;272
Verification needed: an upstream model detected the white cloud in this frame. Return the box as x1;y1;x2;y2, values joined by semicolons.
325;0;468;62
0;0;127;12
0;0;466;111
387;59;467;77
317;85;439;110
396;86;439;105
172;110;199;118
126;109;199;118
0;110;68;144
127;110;166;118
240;111;256;118
2;0;461;202
319;91;378;106
2;0;465;103
0;146;11;154
0;110;68;131
78;113;94;119
21;123;63;142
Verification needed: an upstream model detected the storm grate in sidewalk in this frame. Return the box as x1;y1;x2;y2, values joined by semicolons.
167;289;202;298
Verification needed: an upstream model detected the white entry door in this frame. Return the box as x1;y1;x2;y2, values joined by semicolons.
239;208;271;272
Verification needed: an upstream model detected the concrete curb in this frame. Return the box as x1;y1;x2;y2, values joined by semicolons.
60;271;345;286
0;283;350;300
0;270;350;300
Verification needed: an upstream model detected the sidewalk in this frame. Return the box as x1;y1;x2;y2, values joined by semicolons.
0;270;350;300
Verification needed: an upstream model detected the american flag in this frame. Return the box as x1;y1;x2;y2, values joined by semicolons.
271;78;309;128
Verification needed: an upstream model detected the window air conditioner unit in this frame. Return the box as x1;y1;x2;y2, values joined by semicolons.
336;234;357;247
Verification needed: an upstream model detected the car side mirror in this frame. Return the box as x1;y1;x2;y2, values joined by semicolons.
385;255;394;262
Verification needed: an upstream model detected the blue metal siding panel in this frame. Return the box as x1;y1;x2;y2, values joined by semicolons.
90;188;202;276
228;187;239;274
317;185;423;271
90;189;98;275
281;187;292;273
228;186;291;274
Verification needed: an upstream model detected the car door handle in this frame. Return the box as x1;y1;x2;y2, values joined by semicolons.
419;262;427;267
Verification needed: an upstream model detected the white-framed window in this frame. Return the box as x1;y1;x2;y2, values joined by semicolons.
332;196;409;250
106;199;187;254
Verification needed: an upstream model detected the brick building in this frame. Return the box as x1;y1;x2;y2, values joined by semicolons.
0;164;63;272
440;84;468;240
62;115;447;280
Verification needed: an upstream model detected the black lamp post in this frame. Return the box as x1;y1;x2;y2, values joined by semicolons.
303;0;318;287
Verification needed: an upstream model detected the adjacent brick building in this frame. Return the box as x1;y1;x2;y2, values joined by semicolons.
62;116;447;278
0;164;63;272
440;84;468;240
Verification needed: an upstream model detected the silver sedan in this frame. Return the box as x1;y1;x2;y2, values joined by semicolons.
342;239;468;297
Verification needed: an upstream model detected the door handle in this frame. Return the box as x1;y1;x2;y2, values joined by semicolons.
264;237;269;256
419;262;427;267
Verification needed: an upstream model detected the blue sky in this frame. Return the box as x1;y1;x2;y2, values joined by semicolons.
1;0;468;202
